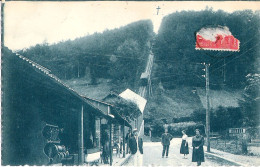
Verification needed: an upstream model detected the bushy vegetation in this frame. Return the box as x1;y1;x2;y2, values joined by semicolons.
168;122;205;137
191;106;243;132
150;119;165;137
112;99;141;122
104;95;141;122
239;73;260;127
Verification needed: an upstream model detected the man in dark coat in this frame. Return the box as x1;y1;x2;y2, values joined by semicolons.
129;129;143;166
161;128;173;158
125;129;131;154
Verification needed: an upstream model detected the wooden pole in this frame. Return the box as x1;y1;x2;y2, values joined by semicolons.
206;64;211;152
1;2;5;48
224;58;226;83
236;137;238;149
123;122;126;158
78;105;84;165
225;135;227;147
109;122;113;166
99;118;102;148
118;125;121;157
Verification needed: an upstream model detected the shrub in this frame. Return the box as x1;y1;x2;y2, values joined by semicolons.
168;122;205;137
151;120;165;137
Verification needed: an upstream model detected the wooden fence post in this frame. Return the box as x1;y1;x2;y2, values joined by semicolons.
123;122;125;158
224;135;226;147
236;138;238;149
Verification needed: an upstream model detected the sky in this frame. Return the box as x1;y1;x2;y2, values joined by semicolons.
4;1;260;51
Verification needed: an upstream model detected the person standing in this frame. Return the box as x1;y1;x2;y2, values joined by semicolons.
129;129;143;166
125;129;131;154
101;131;109;164
192;129;205;166
180;130;189;158
161;128;173;158
120;137;123;154
241;133;248;155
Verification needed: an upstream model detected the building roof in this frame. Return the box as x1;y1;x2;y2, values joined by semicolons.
10;52;113;120
83;96;114;106
83;96;132;127
12;52;133;126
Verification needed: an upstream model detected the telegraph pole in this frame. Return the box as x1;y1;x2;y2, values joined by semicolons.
205;64;210;152
224;58;226;83
78;105;84;165
1;0;5;48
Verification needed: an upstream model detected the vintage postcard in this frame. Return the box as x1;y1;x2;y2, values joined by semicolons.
1;1;260;166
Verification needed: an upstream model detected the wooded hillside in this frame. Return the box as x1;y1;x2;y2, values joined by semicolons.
20;20;154;89
153;9;260;90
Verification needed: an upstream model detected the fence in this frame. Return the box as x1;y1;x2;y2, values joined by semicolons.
210;129;249;155
229;128;246;136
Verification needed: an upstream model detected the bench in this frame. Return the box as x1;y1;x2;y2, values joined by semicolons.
85;149;101;166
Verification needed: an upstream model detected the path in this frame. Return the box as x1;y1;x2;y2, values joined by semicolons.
124;138;239;166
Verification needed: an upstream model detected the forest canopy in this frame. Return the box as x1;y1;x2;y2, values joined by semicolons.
19;20;154;87
153;9;260;90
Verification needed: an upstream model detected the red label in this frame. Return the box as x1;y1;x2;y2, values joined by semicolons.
196;34;240;51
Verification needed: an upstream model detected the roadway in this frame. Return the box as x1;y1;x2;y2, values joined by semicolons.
124;138;238;166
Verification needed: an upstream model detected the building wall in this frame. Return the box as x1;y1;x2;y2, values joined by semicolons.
1;94;50;165
2;54;81;165
2;55;49;165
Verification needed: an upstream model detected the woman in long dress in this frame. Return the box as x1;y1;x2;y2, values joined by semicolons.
180;130;189;158
192;129;205;166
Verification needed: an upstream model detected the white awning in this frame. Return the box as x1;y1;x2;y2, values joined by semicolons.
119;89;147;113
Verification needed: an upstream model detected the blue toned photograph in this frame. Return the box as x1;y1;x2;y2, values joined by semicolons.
1;1;260;166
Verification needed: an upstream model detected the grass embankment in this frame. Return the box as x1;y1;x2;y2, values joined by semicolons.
63;78;132;100
145;86;203;121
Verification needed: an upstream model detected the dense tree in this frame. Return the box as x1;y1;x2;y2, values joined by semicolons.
19;20;154;87
113;100;141;122
154;9;260;90
191;108;206;124
191;106;243;132
211;106;243;131
109;39;141;85
239;73;260;127
104;96;141;122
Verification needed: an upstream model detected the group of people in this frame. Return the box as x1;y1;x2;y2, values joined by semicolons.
125;129;143;154
126;129;143;166
101;128;143;165
103;127;204;166
161;128;205;166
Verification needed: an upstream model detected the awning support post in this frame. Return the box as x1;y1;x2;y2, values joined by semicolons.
123;121;125;158
78;104;84;165
109;122;113;166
